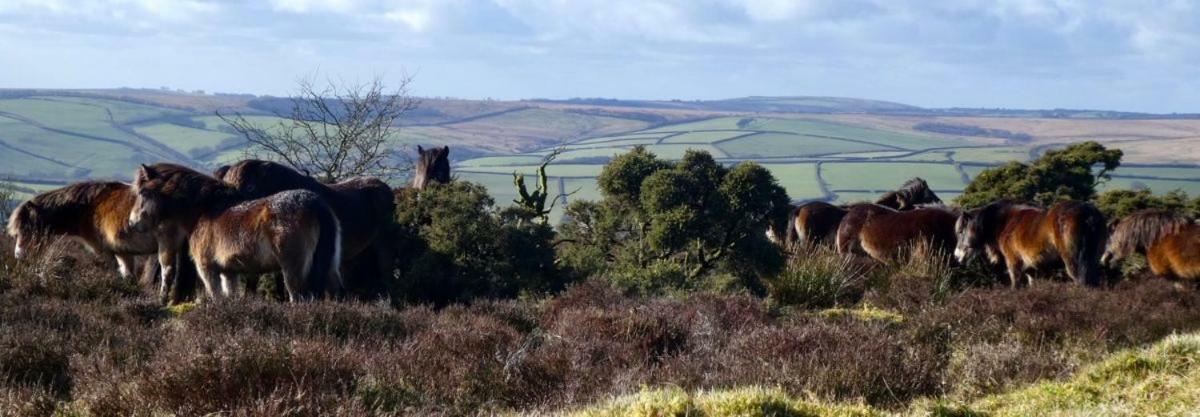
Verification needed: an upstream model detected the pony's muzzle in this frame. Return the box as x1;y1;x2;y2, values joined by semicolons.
13;243;22;259
1100;252;1113;267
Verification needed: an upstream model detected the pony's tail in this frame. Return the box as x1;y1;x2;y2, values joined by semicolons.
1068;203;1107;287
785;206;800;245
308;203;343;298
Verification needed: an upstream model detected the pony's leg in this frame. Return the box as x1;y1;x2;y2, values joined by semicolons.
219;273;241;298
196;265;221;301
1005;259;1023;289
114;254;136;280
156;249;178;302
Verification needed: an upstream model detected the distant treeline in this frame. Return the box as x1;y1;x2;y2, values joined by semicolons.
913;122;1033;142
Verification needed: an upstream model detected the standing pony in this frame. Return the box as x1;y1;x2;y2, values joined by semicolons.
215;160;393;298
410;145;451;190
955;200;1107;287
1102;209;1200;281
7;182;156;279
857;205;959;263
792;178;941;246
129;163;342;301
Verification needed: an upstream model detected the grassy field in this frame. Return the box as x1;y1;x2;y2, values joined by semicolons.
822;162;967;191
5;90;1200;214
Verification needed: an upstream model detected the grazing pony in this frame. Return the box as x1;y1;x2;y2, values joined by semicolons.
1102;209;1200;281
792;178;942;249
7;182;155;279
129;163;342;301
857;205;959;263
955;200;1107;287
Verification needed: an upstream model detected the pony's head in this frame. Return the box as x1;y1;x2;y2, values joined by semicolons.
7;200;44;259
953;208;986;264
412;145;450;190
1102;209;1193;267
129;164;169;232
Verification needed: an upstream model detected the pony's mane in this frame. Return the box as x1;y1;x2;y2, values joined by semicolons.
7;181;128;236
915;203;959;214
139;163;239;208
875;177;936;207
28;181;127;209
1110;209;1195;256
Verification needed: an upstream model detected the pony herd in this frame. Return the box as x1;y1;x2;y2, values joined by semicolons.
777;178;1199;287
6;146;451;303
7;157;1199;302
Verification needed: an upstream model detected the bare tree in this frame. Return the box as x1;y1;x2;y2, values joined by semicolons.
218;74;419;182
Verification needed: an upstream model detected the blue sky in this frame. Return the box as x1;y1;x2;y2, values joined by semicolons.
0;0;1198;112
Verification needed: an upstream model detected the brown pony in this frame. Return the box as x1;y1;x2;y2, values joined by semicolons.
129;163;342;301
792;178;942;249
835;203;897;255
7;181;156;279
1102;209;1200;280
215;160;393;298
955;200;1107;287
858;205;959;263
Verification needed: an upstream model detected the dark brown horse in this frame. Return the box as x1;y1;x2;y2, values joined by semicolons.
835;203;897;255
410;145;451;190
7;181;156;279
955;200;1107;287
1103;209;1200;281
858;205;959;263
129;163;342;301
792;178;942;249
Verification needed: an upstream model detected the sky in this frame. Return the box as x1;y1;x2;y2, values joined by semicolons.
0;0;1198;112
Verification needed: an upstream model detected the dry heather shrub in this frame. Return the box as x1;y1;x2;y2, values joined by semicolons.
77;331;361;416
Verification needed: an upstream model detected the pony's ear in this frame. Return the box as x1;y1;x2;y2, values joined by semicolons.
439;146;449;158
137;164;157;182
417;145;425;154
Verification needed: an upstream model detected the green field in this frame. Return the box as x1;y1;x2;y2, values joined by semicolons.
5;93;1200;219
721;133;887;158
760;163;824;200
660;130;749;144
133;123;237;155
822;162;966;191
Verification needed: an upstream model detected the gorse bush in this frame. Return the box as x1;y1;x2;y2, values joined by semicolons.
559;147;791;295
392;181;566;305
957;141;1122;209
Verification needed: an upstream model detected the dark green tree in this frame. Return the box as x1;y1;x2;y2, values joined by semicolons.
559;147;791;294
957;141;1123;208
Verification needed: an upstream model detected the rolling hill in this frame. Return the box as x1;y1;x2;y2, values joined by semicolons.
2;88;1199;221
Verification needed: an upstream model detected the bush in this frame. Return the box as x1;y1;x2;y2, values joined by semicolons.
559;147;791;295
957;141;1122;209
393;181;566;305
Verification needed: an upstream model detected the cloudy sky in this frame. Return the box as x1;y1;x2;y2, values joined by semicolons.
0;0;1197;112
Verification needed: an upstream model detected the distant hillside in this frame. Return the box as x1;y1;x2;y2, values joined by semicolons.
3;88;1200;219
532;96;920;114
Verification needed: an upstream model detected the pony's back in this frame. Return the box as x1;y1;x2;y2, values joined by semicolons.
217;160;329;200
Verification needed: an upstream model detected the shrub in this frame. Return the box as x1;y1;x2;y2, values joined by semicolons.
559;147;791;295
766;246;869;309
393;181;566;305
957;141;1122;209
